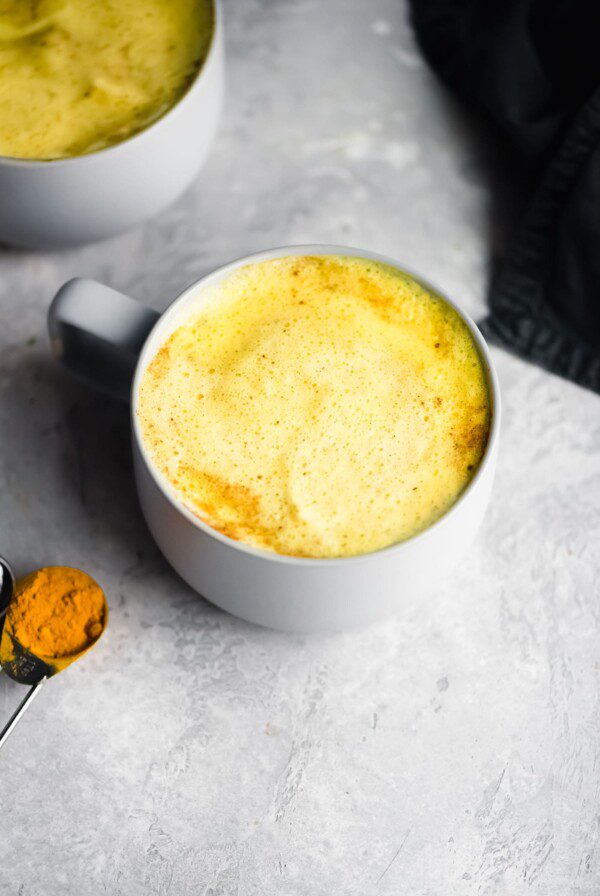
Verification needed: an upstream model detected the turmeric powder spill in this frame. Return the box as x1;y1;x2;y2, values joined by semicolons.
4;567;106;660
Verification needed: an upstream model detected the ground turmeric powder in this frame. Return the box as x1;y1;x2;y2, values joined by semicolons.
4;567;106;660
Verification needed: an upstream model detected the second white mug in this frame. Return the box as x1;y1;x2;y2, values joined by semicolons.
0;1;223;249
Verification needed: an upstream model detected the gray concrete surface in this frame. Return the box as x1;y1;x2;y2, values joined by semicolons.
1;1;599;893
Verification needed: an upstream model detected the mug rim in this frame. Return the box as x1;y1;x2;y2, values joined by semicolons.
131;243;501;567
0;0;220;168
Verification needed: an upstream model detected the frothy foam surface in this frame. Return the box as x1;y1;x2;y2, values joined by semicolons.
137;256;491;558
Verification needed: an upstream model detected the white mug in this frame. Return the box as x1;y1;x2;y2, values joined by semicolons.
0;2;223;249
48;245;501;632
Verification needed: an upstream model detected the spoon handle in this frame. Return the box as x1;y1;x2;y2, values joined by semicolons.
0;677;46;751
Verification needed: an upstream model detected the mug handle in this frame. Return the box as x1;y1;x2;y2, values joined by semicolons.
48;278;160;402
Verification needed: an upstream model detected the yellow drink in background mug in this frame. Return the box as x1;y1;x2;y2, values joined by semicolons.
0;0;213;160
0;1;223;247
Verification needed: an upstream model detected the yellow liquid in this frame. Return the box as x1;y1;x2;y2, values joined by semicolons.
0;0;213;160
137;256;491;558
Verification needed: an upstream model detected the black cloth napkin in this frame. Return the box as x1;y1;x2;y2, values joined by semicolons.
409;0;600;392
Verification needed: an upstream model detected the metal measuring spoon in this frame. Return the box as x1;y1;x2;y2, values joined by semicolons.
0;567;108;750
0;555;15;624
0;556;44;749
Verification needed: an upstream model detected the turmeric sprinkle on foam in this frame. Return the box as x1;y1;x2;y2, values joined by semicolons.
137;255;491;558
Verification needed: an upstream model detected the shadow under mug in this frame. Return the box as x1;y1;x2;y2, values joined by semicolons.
0;1;223;249
48;245;501;632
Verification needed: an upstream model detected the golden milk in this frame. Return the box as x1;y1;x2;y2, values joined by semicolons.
137;256;491;558
0;0;213;160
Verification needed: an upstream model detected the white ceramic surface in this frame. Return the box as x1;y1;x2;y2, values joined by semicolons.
48;245;500;631
0;1;223;249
